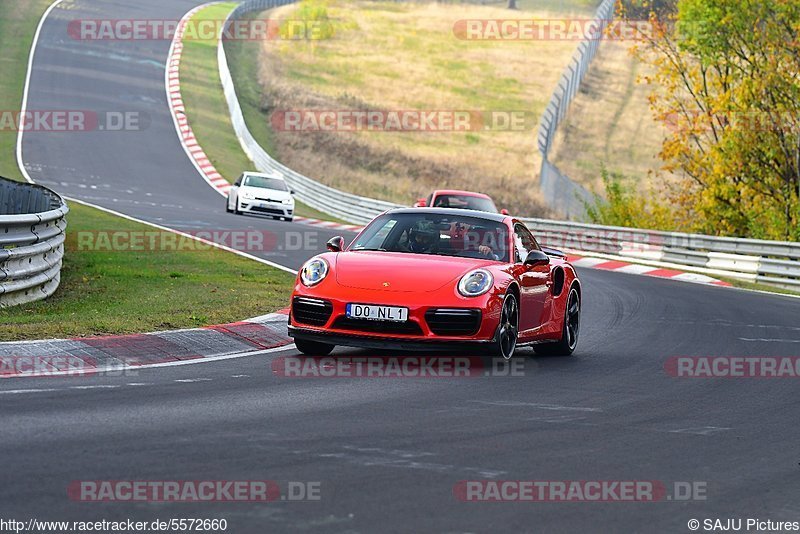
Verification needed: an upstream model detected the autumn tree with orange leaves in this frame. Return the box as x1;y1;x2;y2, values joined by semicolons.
621;0;800;240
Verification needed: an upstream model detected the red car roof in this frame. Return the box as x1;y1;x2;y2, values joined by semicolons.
431;190;492;200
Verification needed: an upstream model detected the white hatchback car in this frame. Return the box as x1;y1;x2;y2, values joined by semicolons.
226;172;295;221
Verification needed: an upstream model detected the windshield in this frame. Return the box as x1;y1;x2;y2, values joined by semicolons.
243;175;289;191
431;194;497;213
350;212;510;262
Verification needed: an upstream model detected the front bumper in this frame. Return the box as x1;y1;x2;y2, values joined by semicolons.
288;282;504;351
288;324;496;352
239;200;294;218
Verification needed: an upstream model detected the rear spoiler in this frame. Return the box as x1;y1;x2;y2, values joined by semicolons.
541;246;567;258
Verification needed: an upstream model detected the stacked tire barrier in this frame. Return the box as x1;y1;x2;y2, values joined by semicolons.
536;0;615;218
0;177;68;307
219;1;800;290
220;0;403;225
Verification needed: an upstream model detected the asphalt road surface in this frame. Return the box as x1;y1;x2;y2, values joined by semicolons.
11;0;800;532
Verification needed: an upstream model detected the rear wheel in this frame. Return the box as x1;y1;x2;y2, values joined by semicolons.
534;286;580;356
294;338;335;356
492;292;519;360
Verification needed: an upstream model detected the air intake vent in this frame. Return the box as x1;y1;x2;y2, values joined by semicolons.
331;317;423;336
425;308;482;336
292;297;333;327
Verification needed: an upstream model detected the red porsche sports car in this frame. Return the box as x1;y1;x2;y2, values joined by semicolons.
288;208;581;359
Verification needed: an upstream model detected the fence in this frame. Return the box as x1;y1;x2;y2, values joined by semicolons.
520;217;800;289
536;0;615;217
0;177;68;307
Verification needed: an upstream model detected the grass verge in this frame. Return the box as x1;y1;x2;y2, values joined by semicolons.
717;276;800;298
548;42;671;194
0;1;296;340
0;0;52;182
179;2;346;223
244;0;586;216
0;202;295;340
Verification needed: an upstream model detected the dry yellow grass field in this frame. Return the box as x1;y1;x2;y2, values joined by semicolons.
549;41;670;194
255;0;589;215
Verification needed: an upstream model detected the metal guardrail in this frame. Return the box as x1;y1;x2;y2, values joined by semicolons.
536;0;615;218
520;218;800;289
220;1;800;290
220;0;404;225
0;177;68;307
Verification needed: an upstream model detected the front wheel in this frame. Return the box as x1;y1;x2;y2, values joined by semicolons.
491;292;519;360
294;338;335;356
225;198;233;213
534;286;580;356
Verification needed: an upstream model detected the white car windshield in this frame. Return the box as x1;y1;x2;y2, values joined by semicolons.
243;175;289;191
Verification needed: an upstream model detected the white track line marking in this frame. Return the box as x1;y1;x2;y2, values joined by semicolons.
174;378;213;383
469;400;602;412
0;388;61;395
739;337;800;343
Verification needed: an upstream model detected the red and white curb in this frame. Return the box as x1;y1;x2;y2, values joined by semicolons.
293;216;364;233
165;5;365;236
0;311;293;378
567;254;733;287
166;4;232;197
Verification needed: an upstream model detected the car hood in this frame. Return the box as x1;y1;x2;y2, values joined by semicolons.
239;186;292;201
334;251;496;292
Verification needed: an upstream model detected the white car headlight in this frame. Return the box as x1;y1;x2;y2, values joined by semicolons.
458;269;493;297
241;191;255;200
300;258;329;287
282;198;293;205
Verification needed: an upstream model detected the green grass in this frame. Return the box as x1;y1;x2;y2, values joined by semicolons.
717;276;800;298
179;3;347;223
0;203;296;340
0;0;53;182
233;0;584;216
0;1;296;339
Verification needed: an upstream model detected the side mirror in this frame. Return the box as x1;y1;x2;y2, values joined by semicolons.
290;190;295;195
524;250;550;267
326;236;345;252
500;209;510;215
415;198;427;207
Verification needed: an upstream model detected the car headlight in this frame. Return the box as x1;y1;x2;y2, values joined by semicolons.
300;258;329;287
241;191;255;200
282;198;292;205
458;269;493;297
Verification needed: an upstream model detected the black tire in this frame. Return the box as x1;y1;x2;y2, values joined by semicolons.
491;292;519;360
234;199;242;215
225;198;232;213
534;286;580;356
294;338;335;356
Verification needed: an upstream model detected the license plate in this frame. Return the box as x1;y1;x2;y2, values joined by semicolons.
346;303;408;322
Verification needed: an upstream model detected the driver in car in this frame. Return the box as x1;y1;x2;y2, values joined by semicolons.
401;220;496;258
400;220;441;254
